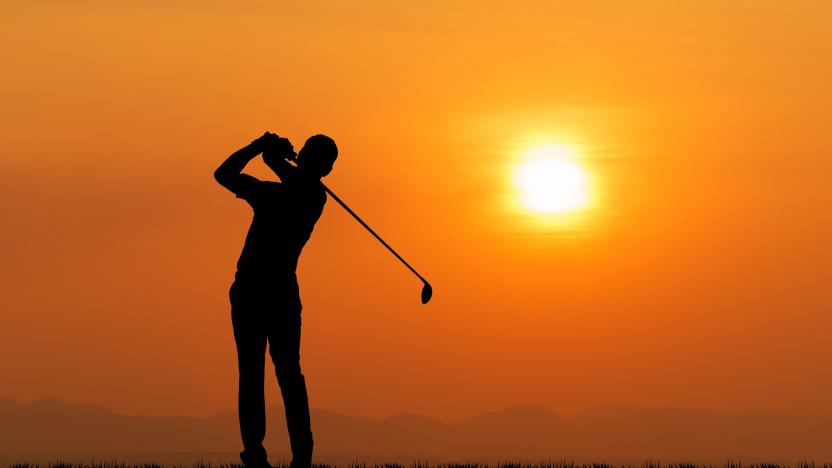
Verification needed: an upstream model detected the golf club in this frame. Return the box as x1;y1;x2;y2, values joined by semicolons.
321;183;433;304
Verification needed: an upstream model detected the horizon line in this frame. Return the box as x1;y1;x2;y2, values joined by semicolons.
3;396;827;423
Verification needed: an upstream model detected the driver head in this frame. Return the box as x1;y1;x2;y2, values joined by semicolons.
297;134;337;179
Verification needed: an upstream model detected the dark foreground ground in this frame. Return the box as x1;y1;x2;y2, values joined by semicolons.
7;463;832;468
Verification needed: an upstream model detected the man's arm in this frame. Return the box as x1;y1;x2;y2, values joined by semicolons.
262;136;299;183
266;154;298;183
214;133;269;194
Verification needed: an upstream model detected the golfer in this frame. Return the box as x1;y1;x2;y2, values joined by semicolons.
214;132;337;468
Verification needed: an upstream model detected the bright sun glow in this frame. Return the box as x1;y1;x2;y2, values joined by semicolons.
515;145;590;214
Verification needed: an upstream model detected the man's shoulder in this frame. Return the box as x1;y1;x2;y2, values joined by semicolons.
291;177;325;196
295;180;326;211
309;181;326;205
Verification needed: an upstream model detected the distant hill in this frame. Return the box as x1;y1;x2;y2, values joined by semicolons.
2;398;831;464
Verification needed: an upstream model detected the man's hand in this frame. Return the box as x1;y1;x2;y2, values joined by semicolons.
273;136;296;161
259;134;298;183
252;131;279;152
253;132;295;158
262;135;296;164
215;133;277;193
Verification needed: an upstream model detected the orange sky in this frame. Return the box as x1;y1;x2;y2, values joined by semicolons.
1;1;831;421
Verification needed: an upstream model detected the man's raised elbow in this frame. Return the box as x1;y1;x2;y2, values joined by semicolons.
214;168;230;188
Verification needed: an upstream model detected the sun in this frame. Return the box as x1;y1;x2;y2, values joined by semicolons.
514;144;590;214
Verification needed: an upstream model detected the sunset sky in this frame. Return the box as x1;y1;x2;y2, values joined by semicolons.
1;1;831;423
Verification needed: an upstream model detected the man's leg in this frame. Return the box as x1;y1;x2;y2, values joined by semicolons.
268;314;313;468
232;289;270;467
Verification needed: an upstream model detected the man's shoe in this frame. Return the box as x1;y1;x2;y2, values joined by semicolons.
288;437;313;468
289;458;311;468
240;449;273;468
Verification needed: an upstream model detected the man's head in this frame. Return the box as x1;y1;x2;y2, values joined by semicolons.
297;134;337;179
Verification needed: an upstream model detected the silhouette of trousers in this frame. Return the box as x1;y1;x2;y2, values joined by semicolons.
230;279;313;467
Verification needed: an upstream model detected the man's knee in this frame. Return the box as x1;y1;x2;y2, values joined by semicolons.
274;359;304;386
238;357;266;383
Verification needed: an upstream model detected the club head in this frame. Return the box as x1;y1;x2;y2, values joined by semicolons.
421;282;433;304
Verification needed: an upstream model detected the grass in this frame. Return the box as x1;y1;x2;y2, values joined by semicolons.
6;463;832;468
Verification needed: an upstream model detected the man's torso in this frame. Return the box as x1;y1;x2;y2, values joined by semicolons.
235;177;326;288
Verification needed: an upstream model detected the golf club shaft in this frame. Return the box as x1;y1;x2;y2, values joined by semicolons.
322;183;429;285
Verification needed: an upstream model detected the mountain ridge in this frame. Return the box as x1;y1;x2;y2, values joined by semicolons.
2;397;831;464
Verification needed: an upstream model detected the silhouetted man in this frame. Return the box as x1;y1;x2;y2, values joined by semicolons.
215;132;337;468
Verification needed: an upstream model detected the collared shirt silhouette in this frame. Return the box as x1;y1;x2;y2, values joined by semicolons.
215;132;337;468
